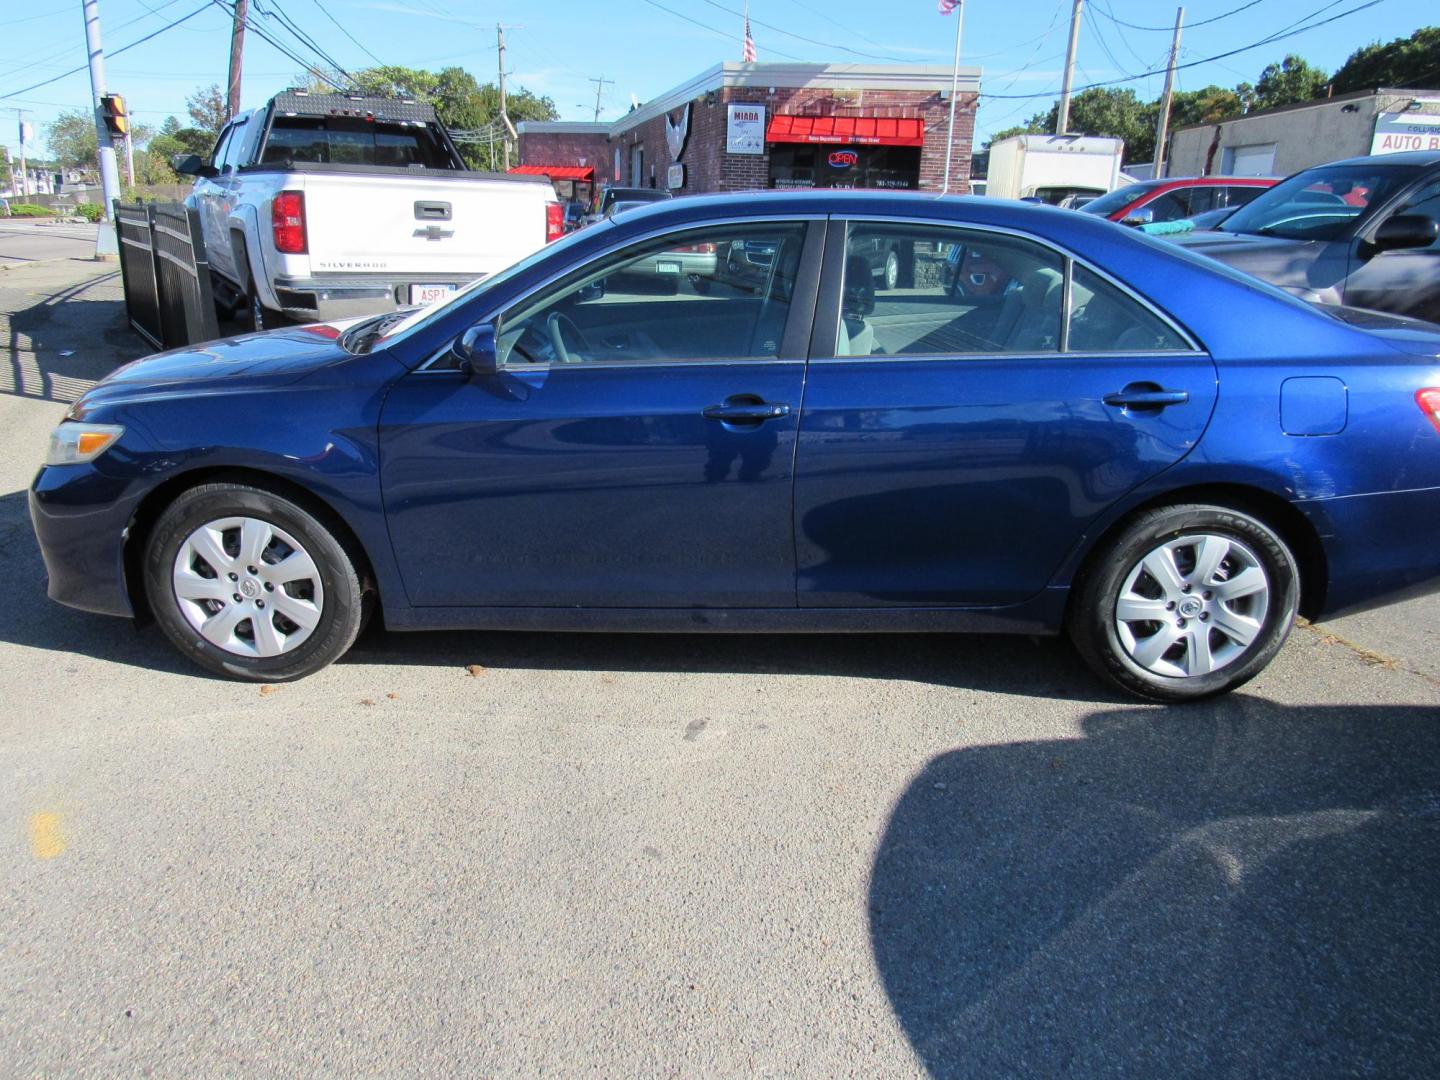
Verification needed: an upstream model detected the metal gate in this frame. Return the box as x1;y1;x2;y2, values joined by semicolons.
114;200;220;351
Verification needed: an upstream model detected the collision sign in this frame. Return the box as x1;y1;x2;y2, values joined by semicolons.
1371;101;1440;155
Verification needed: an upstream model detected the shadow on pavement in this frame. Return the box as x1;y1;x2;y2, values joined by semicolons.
869;703;1440;1078
1;269;139;402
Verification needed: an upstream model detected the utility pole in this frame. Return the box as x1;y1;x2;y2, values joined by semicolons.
226;0;248;120
496;24;519;170
124;131;135;186
15;110;30;198
588;75;614;123
82;0;122;221
1056;0;1084;135
1152;7;1184;178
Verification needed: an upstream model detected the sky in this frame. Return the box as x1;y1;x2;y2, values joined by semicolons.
1;0;1434;166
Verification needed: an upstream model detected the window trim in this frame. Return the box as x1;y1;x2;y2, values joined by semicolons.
812;214;1204;362
417;214;828;372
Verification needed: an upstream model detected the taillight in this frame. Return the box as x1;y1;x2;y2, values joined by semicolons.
272;190;307;254
1418;388;1440;434
545;201;564;242
674;242;717;254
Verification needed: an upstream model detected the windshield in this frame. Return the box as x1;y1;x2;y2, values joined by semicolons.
1220;162;1423;241
1081;183;1158;216
370;223;611;349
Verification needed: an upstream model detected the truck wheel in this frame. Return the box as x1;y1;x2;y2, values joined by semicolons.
883;249;900;291
250;293;291;332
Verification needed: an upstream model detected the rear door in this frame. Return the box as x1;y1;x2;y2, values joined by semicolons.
793;218;1218;607
380;217;822;608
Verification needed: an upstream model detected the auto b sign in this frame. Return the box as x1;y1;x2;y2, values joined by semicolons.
1371;101;1440;155
828;150;859;169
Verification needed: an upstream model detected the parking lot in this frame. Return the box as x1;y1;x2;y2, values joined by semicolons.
3;254;1438;1075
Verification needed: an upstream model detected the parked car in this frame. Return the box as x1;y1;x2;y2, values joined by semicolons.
591;186;671;225
562;201;587;233
173;90;562;329
1170;151;1440;322
30;191;1440;701
1079;176;1278;227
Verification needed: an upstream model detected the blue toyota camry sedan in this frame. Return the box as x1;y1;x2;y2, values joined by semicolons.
29;191;1440;700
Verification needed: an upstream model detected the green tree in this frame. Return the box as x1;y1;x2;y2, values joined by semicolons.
186;83;227;134
1252;55;1330;110
0;146;11;192
1031;87;1156;164
45;109;98;169
1331;27;1440;94
1167;85;1244;127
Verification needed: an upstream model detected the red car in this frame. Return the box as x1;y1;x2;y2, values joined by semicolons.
1080;176;1279;226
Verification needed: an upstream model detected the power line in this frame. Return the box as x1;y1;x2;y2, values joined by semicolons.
637;0;805;62
258;0;357;84
695;0;913;63
208;0;354;90
309;0;386;66
981;0;1384;100
1092;0;1269;34
0;3;214;102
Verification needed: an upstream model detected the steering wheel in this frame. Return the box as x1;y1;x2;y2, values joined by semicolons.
546;311;593;363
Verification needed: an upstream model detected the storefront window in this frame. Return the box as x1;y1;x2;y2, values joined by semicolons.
769;145;920;191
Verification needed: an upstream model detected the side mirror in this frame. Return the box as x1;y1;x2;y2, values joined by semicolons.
1371;213;1438;253
1122;207;1155;226
453;322;499;376
576;278;606;303
171;153;218;179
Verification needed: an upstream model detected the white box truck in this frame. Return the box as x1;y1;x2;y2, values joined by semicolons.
984;134;1126;204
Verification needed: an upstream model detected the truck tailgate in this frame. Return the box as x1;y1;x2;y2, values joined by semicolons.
296;171;550;277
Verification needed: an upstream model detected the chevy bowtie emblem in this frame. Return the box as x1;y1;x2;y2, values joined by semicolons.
414;225;455;241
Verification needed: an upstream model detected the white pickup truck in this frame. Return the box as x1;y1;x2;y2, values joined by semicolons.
174;91;562;327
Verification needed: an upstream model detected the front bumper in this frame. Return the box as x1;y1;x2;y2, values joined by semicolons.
271;272;484;323
29;463;142;619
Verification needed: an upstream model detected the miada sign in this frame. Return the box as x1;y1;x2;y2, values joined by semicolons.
1371;101;1440;155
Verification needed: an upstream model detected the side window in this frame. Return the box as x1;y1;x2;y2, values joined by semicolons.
220;119;249;171
1183;188;1218;215
837;224;1063;357
1069;265;1192;352
208;126;232;171
1225;185;1266;209
1387;179;1440;251
494;222;808;367
1139;191;1191;223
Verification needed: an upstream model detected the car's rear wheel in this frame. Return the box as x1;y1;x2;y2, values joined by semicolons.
144;482;364;681
883;249;900;291
1068;504;1299;701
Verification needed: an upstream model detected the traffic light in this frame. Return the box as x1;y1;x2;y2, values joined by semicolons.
101;94;128;137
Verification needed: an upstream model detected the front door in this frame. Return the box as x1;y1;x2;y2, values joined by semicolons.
794;220;1219;607
1344;175;1440;323
380;219;820;608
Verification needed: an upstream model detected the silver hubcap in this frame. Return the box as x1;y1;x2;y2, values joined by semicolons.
171;516;324;659
1114;533;1270;679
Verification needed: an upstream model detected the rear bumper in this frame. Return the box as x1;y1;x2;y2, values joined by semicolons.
1303;485;1440;619
271;271;484;322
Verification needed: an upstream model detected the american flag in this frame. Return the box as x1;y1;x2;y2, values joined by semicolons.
938;0;960;12
743;15;757;61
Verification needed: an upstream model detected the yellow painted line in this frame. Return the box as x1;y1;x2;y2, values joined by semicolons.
28;813;65;860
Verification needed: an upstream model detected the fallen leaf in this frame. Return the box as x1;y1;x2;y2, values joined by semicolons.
359;698;375;707
259;685;277;697
466;664;486;677
386;692;399;700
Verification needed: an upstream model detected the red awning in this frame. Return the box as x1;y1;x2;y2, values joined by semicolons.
508;164;595;180
765;115;925;147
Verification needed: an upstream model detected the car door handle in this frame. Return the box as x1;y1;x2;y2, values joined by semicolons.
1103;388;1189;409
703;401;791;422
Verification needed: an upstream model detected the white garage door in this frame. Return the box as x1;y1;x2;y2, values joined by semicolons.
1224;143;1277;176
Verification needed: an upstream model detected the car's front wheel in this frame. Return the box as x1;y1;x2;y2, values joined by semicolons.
144;482;365;681
1069;504;1300;701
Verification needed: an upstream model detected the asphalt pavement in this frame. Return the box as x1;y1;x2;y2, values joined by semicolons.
0;218;100;267
1;257;1437;1076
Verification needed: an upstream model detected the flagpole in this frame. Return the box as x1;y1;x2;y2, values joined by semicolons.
941;0;966;195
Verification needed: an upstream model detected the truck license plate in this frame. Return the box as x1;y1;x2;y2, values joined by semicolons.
655;260;680;274
409;283;457;305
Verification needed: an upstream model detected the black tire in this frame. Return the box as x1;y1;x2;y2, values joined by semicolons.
143;482;364;681
1068;503;1300;702
250;293;291;332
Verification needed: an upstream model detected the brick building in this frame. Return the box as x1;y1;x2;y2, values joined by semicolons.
516;62;981;204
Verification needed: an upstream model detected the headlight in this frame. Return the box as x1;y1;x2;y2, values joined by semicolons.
45;422;125;466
